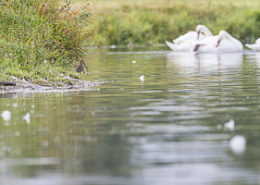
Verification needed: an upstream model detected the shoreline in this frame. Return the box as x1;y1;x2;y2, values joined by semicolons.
0;79;100;95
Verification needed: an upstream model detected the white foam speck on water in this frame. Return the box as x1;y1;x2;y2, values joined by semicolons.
31;104;35;108
229;135;246;155
54;136;60;143
23;113;31;124
15;131;21;137
132;60;136;63
139;75;145;82
224;120;235;131
42;140;49;147
2;146;11;152
4;122;10;126
217;124;222;130
2;110;11;122
13;103;18;107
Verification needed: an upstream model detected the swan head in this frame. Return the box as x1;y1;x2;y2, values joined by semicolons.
196;25;206;40
196;25;213;39
216;30;230;47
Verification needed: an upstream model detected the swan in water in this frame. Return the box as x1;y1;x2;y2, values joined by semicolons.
245;38;260;51
193;30;243;53
165;25;213;52
172;25;213;44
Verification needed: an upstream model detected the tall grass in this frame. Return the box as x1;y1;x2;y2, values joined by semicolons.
85;0;260;46
0;0;90;82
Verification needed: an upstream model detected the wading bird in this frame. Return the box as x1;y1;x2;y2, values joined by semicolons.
75;60;88;73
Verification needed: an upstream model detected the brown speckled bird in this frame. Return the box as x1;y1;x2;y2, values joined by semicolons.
75;60;88;73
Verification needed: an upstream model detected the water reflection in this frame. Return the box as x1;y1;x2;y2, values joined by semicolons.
166;52;243;74
246;52;260;68
1;50;260;184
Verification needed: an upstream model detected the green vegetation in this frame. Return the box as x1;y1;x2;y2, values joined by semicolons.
82;0;260;46
0;0;90;84
2;0;260;83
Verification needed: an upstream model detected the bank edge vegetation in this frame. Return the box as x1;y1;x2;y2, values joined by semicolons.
0;0;90;84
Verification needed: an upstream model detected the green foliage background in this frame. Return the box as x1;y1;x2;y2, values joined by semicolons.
86;0;260;46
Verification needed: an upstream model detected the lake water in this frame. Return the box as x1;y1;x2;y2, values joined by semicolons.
1;49;260;185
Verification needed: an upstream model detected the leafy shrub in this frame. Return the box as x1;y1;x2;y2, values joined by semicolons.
0;0;90;80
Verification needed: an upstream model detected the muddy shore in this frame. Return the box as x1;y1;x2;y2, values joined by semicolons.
0;79;100;94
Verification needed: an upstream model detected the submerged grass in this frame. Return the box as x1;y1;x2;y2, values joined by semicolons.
79;0;260;46
0;0;90;84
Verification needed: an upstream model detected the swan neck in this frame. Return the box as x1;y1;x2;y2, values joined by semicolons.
202;27;213;37
223;32;232;40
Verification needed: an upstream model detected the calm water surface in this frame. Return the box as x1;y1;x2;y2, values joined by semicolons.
1;49;260;185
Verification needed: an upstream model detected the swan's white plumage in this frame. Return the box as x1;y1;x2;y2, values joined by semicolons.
166;25;212;52
256;38;260;44
194;30;243;53
229;135;246;155
245;44;260;51
196;25;213;38
172;31;198;45
246;38;260;51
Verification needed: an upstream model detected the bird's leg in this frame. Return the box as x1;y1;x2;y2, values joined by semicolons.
83;61;88;72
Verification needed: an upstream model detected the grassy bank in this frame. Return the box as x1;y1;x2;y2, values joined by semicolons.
79;0;260;47
0;0;90;85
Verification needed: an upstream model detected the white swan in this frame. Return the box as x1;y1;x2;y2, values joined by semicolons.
173;25;213;44
193;30;243;53
165;25;213;52
245;38;260;51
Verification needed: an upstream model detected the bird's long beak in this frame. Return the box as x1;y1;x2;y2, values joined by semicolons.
216;40;221;48
197;31;200;40
83;62;88;72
